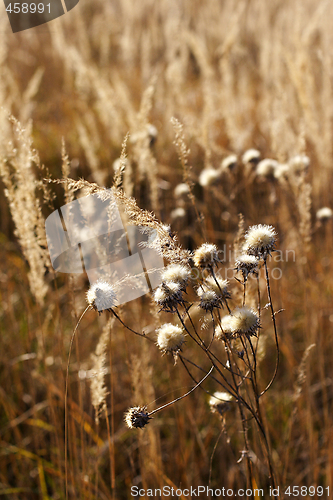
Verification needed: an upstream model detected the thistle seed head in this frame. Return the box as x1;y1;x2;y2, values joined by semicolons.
197;288;220;311
288;154;310;175
215;315;234;340
256;159;279;178
171;207;186;221
86;280;117;312
153;281;184;312
124;406;151;429
221;154;237;171
193;243;219;268
209;391;233;415
235;254;259;281
243;224;277;259
274;163;289;181
161;264;191;289
316;207;333;222
199;168;220;187
229;306;260;337
204;276;230;299
156;323;186;354
242;148;261;165
174;183;190;199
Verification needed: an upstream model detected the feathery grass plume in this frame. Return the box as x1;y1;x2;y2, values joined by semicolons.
233;213;245;259
242;148;261;165
193;243;219;268
199;167;219;187
49;177;191;265
161;263;191;290
220;154;238;172
209;391;233;415
171;116;206;240
197;288;219;311
243;224;277;259
90;317;114;424
86;280;117;313
131;80;160;213
113;133;130;190
292;344;316;402
77;119;104;186
298;180;312;252
0;115;50;306
153;281;184;312
61;139;75;205
256;159;279;179
229;306;260;337
235;254;259;281
124;406;151;429
156;323;186;355
316;207;332;222
170;117;190;177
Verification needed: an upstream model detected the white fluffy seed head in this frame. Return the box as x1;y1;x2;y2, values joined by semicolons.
216;315;234;340
288;154;310;174
243;224;277;258
193;243;219;268
156;323;186;354
274;163;289;181
229;306;260;337
209;391;233;415
197;288;219;311
204;276;230;299
154;281;183;311
124;406;150;429
199;168;220;187
221;154;237;171
242;149;261;165
174;183;190;199
161;264;191;287
86;280;117;312
256;159;279;178
235;254;259;280
316;207;333;222
171;207;186;220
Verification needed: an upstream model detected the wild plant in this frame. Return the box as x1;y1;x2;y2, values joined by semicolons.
59;169;282;498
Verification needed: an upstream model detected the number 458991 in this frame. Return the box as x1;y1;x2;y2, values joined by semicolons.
285;486;329;496
6;3;51;14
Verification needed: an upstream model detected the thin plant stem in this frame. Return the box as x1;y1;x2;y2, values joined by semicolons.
260;258;280;397
148;366;214;417
65;305;90;500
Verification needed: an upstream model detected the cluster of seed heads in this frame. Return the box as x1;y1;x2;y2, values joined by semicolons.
84;223;277;430
197;148;310;188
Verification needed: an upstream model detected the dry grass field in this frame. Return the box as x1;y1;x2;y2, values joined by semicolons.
1;0;333;498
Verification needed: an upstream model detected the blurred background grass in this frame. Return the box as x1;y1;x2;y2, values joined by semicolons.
0;0;333;498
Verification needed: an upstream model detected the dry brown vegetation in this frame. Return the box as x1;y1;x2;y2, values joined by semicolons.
1;0;333;498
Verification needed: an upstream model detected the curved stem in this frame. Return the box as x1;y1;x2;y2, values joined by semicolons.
148;366;214;416
65;305;90;500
